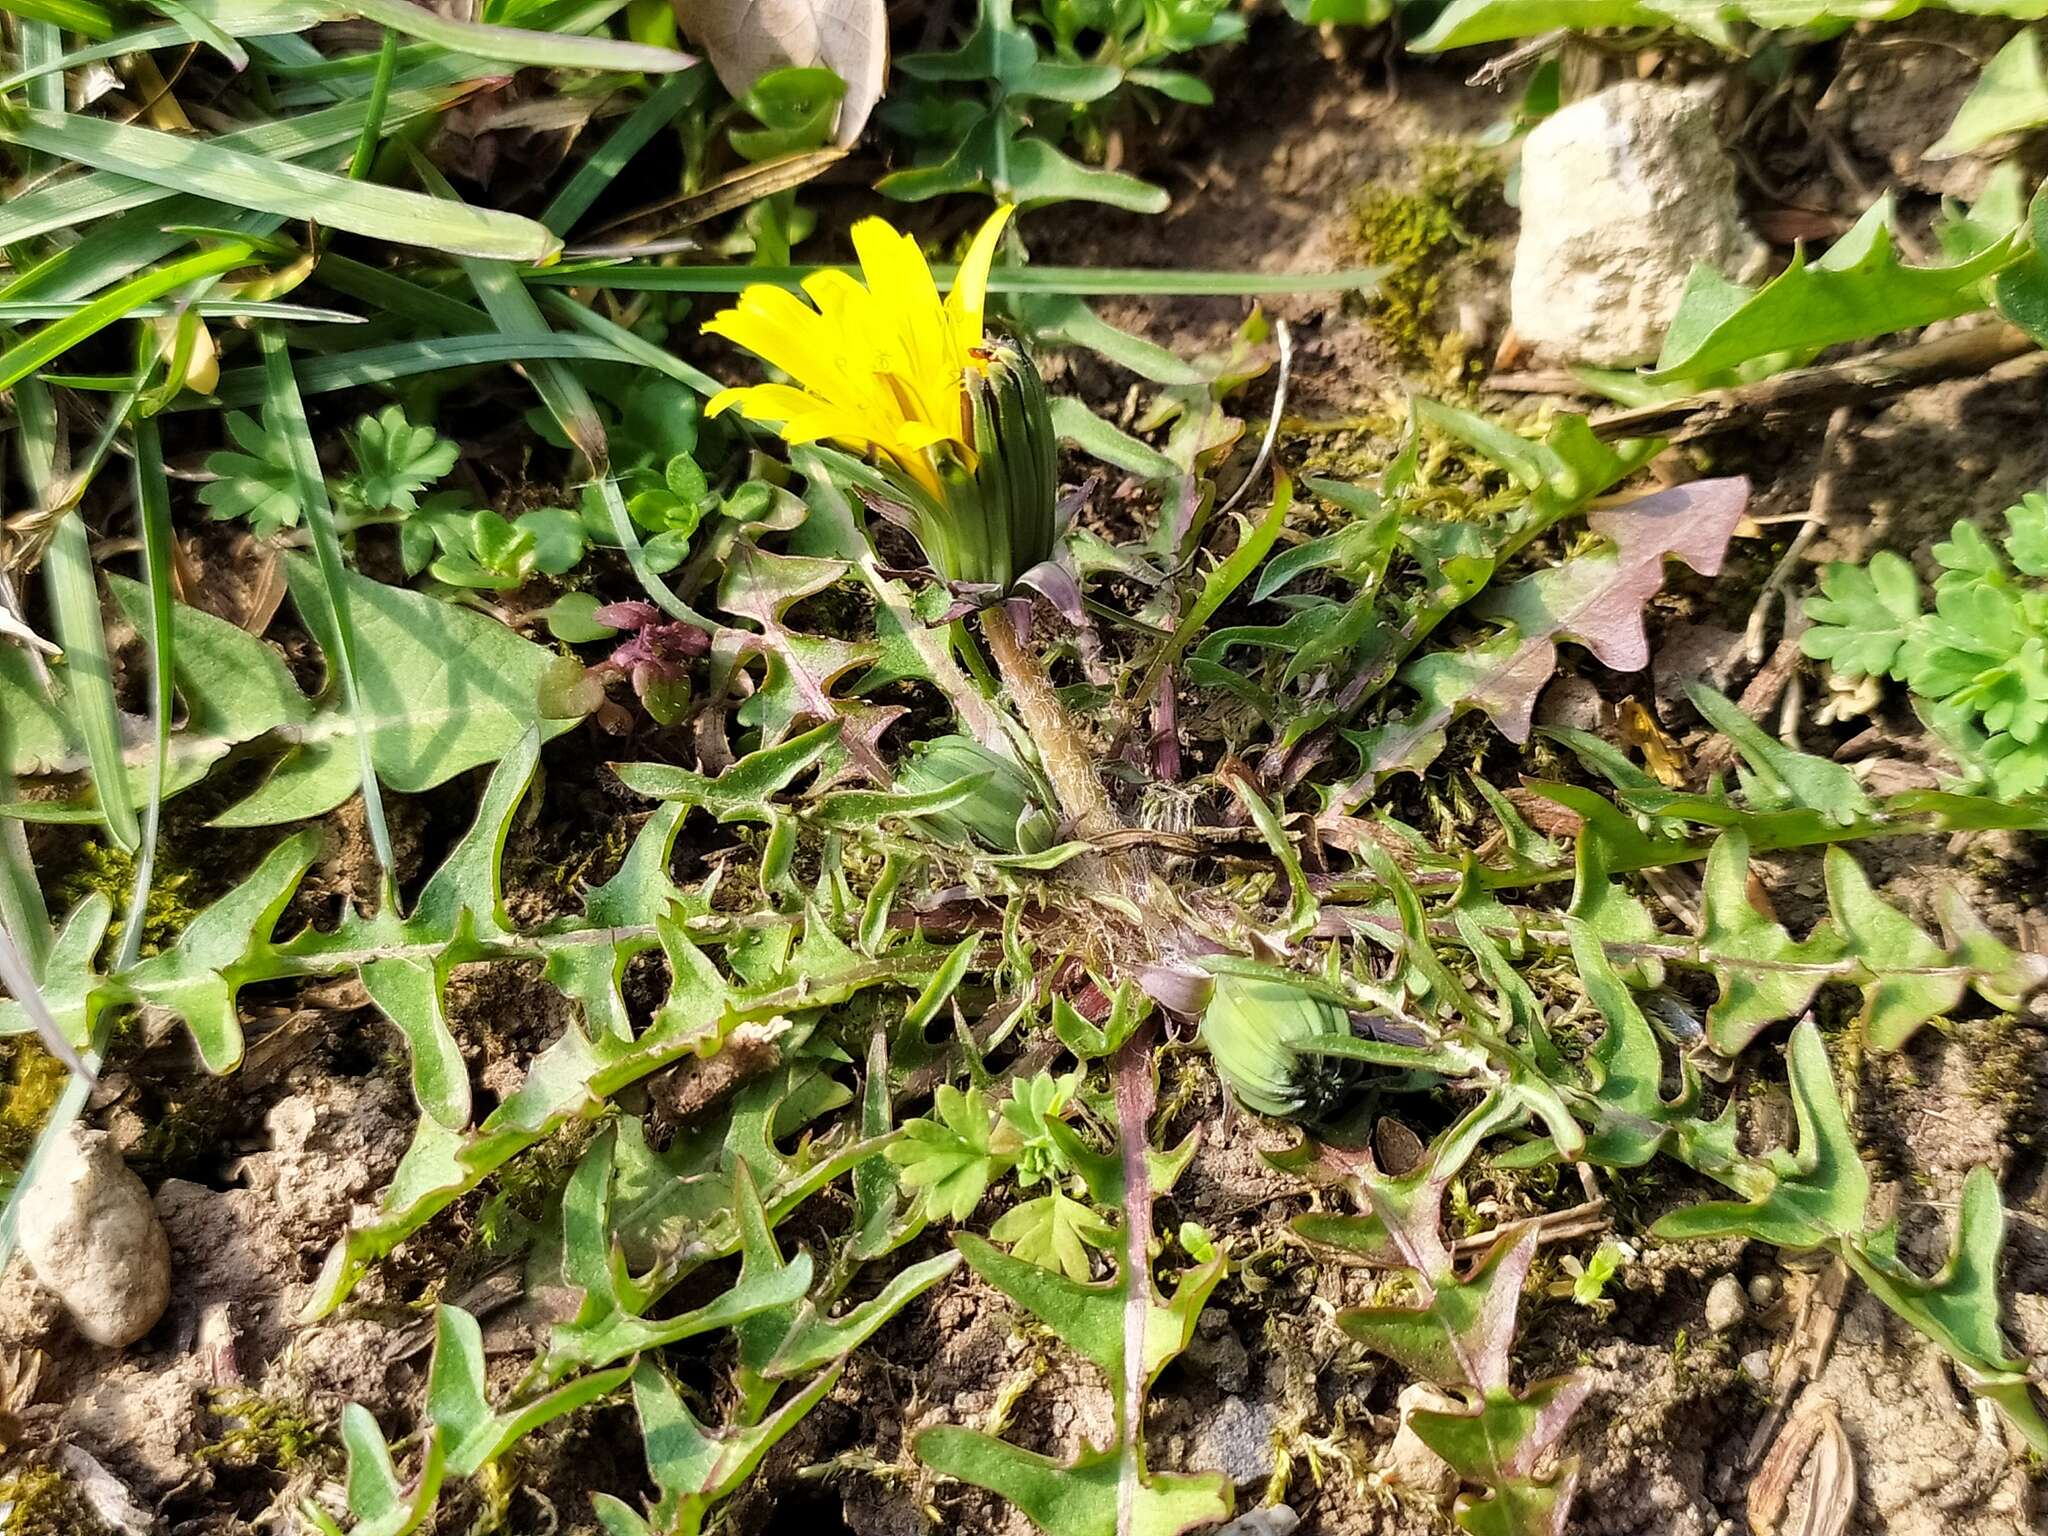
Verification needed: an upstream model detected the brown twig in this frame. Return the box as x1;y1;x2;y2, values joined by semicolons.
1744;1258;1851;1472
1589;323;2041;443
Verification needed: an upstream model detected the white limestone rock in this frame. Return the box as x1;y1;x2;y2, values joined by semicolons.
1511;82;1766;367
16;1127;171;1347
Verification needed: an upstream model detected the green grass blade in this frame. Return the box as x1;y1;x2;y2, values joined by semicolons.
527;261;1388;296
0;578;53;975
0;109;561;262
18;15;65;181
121;414;178;971
43;513;139;850
538;288;724;395
2;201;284;304
0;924;92;1087
0;25;182;95
0;823;51;984
0;70;481;246
414;149;709;626
349;0;697;71
201;332;640;405
315;254;489;332
0;299;361;321
0;19;161;99
1;0;114;39
346;27;403;181
17;380;140;851
152;0;250;69
258;328;396;884
0;241;257;392
539;66;709;235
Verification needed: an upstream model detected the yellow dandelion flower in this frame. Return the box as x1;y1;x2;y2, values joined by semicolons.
703;206;1015;499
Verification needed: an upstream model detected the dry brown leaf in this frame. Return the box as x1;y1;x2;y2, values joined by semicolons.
1617;697;1686;787
588;146;846;242
670;0;886;145
1794;1408;1856;1536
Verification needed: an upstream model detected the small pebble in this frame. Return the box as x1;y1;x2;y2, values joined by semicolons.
1216;1507;1299;1536
1192;1396;1278;1490
16;1128;170;1347
1747;1274;1780;1309
1741;1349;1774;1384
1705;1275;1748;1334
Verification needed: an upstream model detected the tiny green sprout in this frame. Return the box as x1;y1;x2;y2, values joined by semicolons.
1549;1238;1632;1315
343;404;458;515
996;1071;1081;1188
886;1083;1008;1222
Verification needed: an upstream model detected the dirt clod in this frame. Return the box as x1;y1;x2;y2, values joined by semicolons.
1381;1381;1460;1502
16;1129;170;1349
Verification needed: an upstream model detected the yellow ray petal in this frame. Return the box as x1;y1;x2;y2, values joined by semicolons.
852;217;951;405
945;204;1014;354
704;285;849;401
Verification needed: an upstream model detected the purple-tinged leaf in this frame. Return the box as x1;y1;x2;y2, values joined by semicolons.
717;538;888;782
1343;478;1749;786
1016;557;1086;627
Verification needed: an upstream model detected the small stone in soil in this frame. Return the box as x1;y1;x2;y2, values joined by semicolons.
1741;1349;1774;1384
1215;1506;1300;1536
1510;81;1765;367
1192;1396;1278;1490
16;1127;171;1348
1705;1274;1749;1334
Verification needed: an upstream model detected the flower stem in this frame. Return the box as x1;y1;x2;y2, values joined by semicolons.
979;605;1118;842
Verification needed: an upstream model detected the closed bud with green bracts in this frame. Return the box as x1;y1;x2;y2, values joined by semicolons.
1199;972;1360;1121
898;735;1057;855
923;337;1058;591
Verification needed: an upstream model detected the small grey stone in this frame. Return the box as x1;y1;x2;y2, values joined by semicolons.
1382;1382;1460;1502
1747;1273;1781;1310
1184;1308;1252;1394
1192;1396;1278;1490
1511;82;1766;366
1705;1274;1749;1334
16;1128;170;1347
1215;1506;1300;1536
1740;1349;1773;1384
55;1445;156;1536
